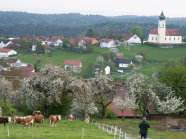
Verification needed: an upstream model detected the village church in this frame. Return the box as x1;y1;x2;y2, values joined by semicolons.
148;12;182;44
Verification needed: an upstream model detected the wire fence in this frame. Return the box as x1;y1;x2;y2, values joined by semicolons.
94;122;127;139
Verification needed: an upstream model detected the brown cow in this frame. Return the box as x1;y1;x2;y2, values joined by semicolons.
32;111;44;123
49;115;61;127
33;115;44;123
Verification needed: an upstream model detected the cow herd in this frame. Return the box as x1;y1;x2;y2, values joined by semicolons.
0;111;74;128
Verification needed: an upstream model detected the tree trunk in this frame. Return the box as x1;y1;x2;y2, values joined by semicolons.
101;105;106;119
121;110;125;121
44;104;49;117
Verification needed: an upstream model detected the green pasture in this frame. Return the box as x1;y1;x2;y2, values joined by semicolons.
0;120;117;139
17;46;186;78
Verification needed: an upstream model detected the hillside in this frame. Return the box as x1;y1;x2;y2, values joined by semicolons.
0;11;186;38
17;46;186;79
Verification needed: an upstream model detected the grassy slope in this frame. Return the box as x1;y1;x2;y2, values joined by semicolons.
98;119;186;139
17;46;186;78
0;120;117;139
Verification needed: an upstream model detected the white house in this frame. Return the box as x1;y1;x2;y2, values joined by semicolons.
7;58;27;68
105;66;110;75
0;48;17;58
32;42;37;51
118;59;133;68
148;12;182;44
64;60;82;73
0;40;13;48
99;39;117;48
123;34;141;44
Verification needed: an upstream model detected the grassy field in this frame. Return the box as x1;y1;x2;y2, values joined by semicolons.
17;46;186;78
97;119;186;139
0;120;118;139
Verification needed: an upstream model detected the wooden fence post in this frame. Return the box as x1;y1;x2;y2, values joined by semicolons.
81;128;84;139
7;126;10;137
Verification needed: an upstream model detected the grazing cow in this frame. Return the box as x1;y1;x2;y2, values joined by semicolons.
49;115;61;127
33;114;44;123
13;116;35;127
0;117;11;127
32;111;44;123
69;114;75;120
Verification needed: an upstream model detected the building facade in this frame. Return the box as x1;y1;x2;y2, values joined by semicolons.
148;12;182;44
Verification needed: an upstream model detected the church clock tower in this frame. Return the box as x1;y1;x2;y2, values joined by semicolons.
158;11;166;43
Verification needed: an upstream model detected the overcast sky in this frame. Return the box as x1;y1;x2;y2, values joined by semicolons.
0;0;186;17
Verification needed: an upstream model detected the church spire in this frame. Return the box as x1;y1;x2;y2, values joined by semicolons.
159;11;166;20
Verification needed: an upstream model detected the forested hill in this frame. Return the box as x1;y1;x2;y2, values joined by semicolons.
0;12;109;26
0;11;186;38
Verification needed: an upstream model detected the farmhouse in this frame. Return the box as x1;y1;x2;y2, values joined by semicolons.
64;60;82;73
0;40;13;48
7;58;27;68
148;11;182;44
0;48;17;57
123;34;141;44
99;39;117;48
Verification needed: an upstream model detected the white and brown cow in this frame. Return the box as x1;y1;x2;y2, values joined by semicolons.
13;116;35;127
33;111;44;123
49;115;61;127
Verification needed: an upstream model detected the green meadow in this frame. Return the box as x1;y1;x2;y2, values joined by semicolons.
17;46;186;78
0;120;117;139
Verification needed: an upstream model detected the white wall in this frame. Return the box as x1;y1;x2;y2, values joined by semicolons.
127;35;141;44
148;34;159;43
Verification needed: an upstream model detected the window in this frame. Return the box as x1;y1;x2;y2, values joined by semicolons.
178;38;180;40
152;37;153;40
165;37;166;40
169;37;171;40
174;38;175;41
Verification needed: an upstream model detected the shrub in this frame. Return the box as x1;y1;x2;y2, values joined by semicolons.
106;108;117;119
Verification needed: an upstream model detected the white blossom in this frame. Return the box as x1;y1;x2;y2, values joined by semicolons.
69;79;97;117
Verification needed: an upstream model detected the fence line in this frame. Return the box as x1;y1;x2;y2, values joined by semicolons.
94;122;127;139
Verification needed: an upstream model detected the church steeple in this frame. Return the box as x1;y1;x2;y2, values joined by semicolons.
159;11;166;20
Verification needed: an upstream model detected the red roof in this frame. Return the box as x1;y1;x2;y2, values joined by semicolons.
46;36;64;42
149;29;182;36
20;66;35;72
7;59;18;64
99;38;113;43
0;48;14;53
64;60;81;66
166;29;182;36
123;34;134;40
24;72;40;77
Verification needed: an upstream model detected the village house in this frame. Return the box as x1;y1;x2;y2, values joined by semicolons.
99;39;117;48
0;48;17;58
148;11;182;44
46;36;63;47
0;40;13;48
105;66;110;75
123;34;141;45
114;58;133;73
64;60;82;73
20;65;35;73
69;37;98;47
6;58;27;68
80;37;98;45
